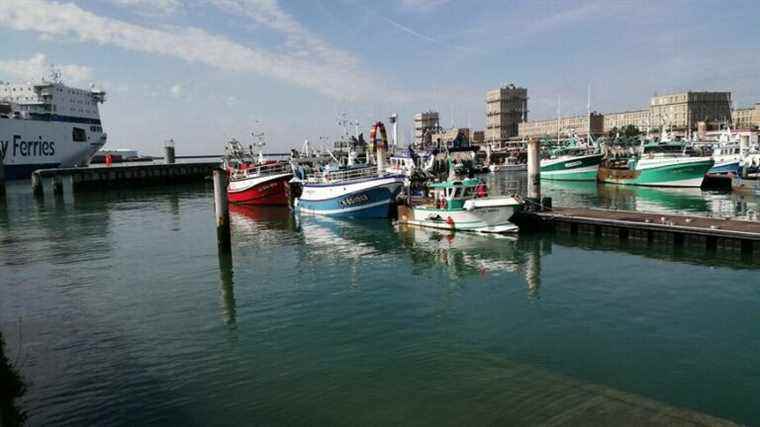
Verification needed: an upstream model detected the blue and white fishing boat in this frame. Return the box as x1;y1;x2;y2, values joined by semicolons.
294;121;405;219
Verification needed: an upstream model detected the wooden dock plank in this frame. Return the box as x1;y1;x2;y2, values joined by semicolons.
537;207;760;241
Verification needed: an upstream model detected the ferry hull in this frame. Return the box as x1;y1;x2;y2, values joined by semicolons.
1;118;106;179
598;159;714;187
227;173;292;205
296;176;405;219
540;154;603;181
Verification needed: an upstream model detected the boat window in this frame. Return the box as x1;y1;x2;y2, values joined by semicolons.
463;187;473;197
72;127;86;142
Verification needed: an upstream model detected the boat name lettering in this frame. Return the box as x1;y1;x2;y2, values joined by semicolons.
565;161;582;168
259;182;278;192
340;194;369;207
0;135;56;159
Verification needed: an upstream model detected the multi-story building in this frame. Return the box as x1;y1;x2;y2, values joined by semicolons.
649;91;732;130
414;111;439;146
516;91;736;139
518;112;604;139
485;84;528;143
429;127;470;149
470;130;485;145
734;104;760;130
602;109;650;133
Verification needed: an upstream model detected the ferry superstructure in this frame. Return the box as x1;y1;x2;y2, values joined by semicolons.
0;76;107;179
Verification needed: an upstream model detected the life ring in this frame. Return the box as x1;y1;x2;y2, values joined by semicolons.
369;121;389;153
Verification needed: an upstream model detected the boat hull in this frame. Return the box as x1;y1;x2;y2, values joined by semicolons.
227;172;293;205
540;153;603;181
709;160;741;175
598;158;714;187
296;175;405;219
399;199;520;233
1;118;107;179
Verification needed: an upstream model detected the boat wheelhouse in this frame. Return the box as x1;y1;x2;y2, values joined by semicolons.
398;177;522;233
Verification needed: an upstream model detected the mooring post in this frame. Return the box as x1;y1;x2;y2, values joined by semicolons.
165;139;176;164
527;137;541;210
53;174;64;196
213;169;231;254
0;160;5;196
31;172;43;197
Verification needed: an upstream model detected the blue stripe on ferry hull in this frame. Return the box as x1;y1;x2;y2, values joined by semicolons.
3;163;61;180
297;185;400;219
709;161;740;175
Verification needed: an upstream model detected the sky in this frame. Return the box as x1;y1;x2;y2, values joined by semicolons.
1;0;759;155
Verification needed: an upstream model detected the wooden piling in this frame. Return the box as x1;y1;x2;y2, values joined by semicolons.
165;140;176;164
53;175;64;196
527;137;541;208
0;160;5;195
31;172;43;197
213;169;231;254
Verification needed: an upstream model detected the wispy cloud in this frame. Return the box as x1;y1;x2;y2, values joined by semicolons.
107;0;182;15
0;53;93;85
399;0;451;12
0;0;383;100
206;0;359;69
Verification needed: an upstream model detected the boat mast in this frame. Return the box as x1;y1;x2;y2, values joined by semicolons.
557;95;561;145
587;84;592;146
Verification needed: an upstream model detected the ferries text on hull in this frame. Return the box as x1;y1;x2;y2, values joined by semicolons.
1;73;107;179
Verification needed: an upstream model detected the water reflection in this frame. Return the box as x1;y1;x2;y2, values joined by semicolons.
218;252;236;328
294;215;548;296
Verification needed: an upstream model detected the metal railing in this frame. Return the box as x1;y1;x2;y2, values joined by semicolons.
304;166;379;184
230;161;291;181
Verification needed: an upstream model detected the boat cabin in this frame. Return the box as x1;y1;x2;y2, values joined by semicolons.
428;178;487;210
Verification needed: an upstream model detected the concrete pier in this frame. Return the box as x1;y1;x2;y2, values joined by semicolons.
517;207;760;258
30;161;218;195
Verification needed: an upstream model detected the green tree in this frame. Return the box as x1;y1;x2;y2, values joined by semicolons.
621;124;641;138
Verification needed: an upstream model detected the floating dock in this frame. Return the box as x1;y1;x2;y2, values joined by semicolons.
31;162;219;195
517;207;760;258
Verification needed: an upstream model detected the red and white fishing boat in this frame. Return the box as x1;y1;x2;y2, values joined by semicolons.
224;138;293;205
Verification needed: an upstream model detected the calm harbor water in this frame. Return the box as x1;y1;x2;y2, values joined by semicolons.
1;178;760;425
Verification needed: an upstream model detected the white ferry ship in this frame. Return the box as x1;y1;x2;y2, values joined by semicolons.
0;73;107;179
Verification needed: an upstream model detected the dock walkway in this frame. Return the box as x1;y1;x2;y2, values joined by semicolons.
519;207;760;257
31;161;219;195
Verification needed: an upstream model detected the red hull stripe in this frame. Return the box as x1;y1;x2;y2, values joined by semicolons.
228;176;290;205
